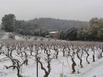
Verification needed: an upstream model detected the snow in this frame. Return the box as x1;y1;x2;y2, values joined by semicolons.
0;33;103;77
78;57;103;77
1;33;9;40
0;53;103;77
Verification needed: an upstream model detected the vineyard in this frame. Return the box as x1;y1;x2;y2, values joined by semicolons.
0;37;103;77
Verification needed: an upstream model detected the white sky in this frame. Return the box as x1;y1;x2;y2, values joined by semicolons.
0;0;103;22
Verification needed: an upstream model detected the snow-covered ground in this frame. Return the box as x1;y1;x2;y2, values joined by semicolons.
0;33;103;77
0;52;103;77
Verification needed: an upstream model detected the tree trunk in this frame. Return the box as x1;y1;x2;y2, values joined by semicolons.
71;58;76;73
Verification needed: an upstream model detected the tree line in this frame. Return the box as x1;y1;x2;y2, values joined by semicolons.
1;14;49;37
1;14;103;41
60;18;103;41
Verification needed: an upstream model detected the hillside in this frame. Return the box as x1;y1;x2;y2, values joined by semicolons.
0;18;89;38
28;18;89;31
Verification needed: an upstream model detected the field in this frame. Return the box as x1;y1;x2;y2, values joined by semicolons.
0;35;103;77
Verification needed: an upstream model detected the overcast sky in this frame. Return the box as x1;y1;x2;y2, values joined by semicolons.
0;0;103;22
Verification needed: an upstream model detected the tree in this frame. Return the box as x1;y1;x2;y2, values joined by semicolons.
64;27;78;40
77;28;89;41
1;14;16;32
89;18;103;41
